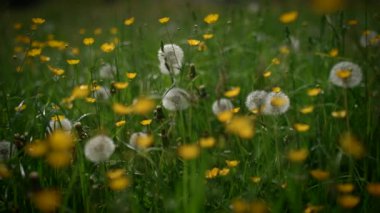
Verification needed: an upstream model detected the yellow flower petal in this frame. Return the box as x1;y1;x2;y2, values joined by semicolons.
124;17;135;26
187;39;201;46
224;87;240;98
178;144;200;160
66;59;80;65
204;13;219;24
113;82;129;90
126;72;137;79
279;11;298;24
293;123;310;132
158;17;170;24
115;120;126;127
140;119;152;126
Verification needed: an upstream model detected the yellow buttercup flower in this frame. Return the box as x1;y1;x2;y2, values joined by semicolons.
48;65;64;76
124;17;135;26
83;37;95;46
126;72;137;79
71;85;90;99
339;132;365;159
279;11;299;24
217;110;233;123
307;88;322;96
25;140;48;158
336;183;354;193
199;137;216;148
288;148;309;162
113;103;133;115
178;144;200;160
329;48;339;57
224;87;240;98
218;168;230;176
203;33;214;40
140;119;152;126
48;130;74;150
204;13;219;24
226;160;240;167
46;151;72;168
66;59;80;65
251;176;261;183
187;39;201;46
336;69;352;79
131;97;156;115
293;123;310;132
109;176;130;191
32;18;45;25
107;169;125;179
27;48;42;57
115;120;126;127
205;168;219;179
310;169;330;181
337;195;360;209
113;82;129;90
300;106;314;114
32;189;61;212
332;110;347;118
159;17;170;24
225;116;255;139
263;71;272;78
100;42;115;53
271;58;281;65
367;183;380;197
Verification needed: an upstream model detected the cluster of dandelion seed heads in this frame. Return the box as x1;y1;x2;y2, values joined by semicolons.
158;44;184;75
245;90;267;112
212;98;234;115
329;61;363;88
162;87;191;111
84;135;115;163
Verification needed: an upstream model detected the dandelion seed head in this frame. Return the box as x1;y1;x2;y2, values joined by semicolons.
329;61;362;88
162;87;190;111
158;44;184;75
84;135;115;163
93;86;111;100
360;30;378;47
245;90;267;113
47;117;72;133
262;91;290;115
212;98;234;115
0;141;17;161
99;63;116;79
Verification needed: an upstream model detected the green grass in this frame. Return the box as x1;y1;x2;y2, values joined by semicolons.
1;0;380;212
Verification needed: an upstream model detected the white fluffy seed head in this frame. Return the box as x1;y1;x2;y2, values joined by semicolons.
84;135;115;163
99;63;116;79
360;30;379;47
245;90;267;112
162;87;191;111
47;118;72;133
129;132;148;149
329;61;363;88
0;140;17;161
94;86;111;100
262;91;290;115
158;44;184;75
212;98;234;115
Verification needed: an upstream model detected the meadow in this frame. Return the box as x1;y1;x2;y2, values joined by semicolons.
0;0;380;212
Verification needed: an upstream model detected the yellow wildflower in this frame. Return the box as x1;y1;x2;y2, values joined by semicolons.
46;151;72;168
71;85;90;99
251;176;261;183
178;144;200;160
40;55;50;63
204;13;219;24
280;46;290;54
310;169;330;181
25;140;48;158
288;148;309;163
271;57;281;65
339;132;365;159
131;97;156;115
32;18;45;25
113;82;129;90
205;168;219;179
140;119;152;126
263;71;272;78
219;168;230;176
113;103;133;115
336;183;355;193
158;17;170;24
27;48;42;57
187;39;201;46
367;183;380;197
48;130;74;150
272;87;281;93
32;189;61;213
307;88;321;96
83;37;95;46
126;72;137;79
337;195;360;209
136;134;154;149
66;59;80;65
115;120;126;127
124;17;135;26
225;160;240;167
217;110;233;123
101;42;115;53
48;65;64;76
224;87;240;98
279;11;299;24
332;110;347;118
225;116;255;139
109;176;130;191
107;169;125;179
329;48;339;57
199;137;216;148
203;33;214;40
300;106;314;114
293;123;310;132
